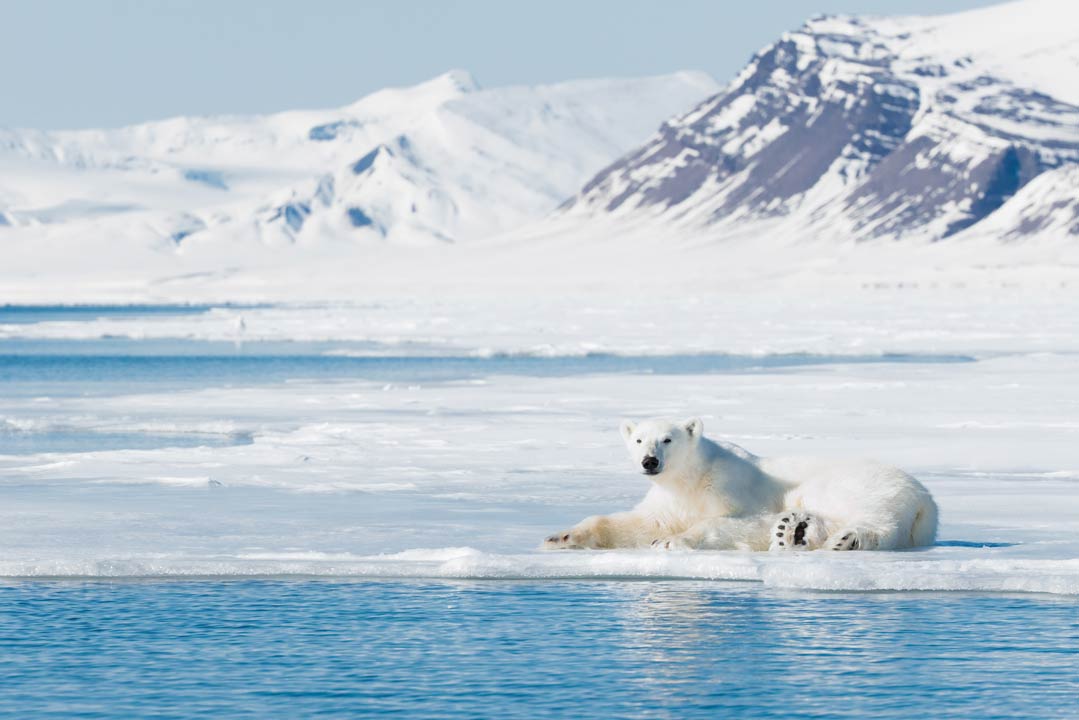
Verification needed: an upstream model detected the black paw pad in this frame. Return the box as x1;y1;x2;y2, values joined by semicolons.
793;520;809;546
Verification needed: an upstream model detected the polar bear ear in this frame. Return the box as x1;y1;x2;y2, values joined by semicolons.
619;420;636;441
684;417;703;440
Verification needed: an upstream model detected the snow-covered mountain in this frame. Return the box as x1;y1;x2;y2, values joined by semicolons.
5;0;1079;303
561;0;1079;244
0;70;718;250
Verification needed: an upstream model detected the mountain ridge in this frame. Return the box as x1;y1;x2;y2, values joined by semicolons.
559;0;1079;244
0;70;718;249
4;1;1079;302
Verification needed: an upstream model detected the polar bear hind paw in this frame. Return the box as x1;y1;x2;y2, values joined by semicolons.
651;535;692;551
826;529;878;551
828;530;860;551
770;511;825;550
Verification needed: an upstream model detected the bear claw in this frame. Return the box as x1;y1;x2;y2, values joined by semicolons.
829;531;860;551
542;528;596;550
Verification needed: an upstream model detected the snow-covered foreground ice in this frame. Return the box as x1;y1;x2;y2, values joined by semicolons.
2;299;1078;594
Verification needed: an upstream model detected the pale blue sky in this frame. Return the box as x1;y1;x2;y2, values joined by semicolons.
3;0;999;129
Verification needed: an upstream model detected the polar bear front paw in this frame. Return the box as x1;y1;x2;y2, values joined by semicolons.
769;511;826;550
542;526;598;550
543;531;578;549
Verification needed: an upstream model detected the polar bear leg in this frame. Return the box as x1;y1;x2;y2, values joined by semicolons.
769;511;829;550
542;511;654;550
652;516;773;551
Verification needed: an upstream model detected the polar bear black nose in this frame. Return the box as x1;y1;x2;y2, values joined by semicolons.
642;456;659;471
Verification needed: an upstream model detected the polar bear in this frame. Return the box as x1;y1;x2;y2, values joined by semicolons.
542;417;937;552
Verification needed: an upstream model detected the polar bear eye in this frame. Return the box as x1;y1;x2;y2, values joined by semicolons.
663;438;672;444
636;439;642;444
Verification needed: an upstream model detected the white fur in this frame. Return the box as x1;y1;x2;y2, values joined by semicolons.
542;417;938;552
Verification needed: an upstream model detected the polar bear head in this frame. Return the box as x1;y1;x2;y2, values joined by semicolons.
619;417;703;478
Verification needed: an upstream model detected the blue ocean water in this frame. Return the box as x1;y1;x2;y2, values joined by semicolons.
0;427;252;455
1;339;973;401
0;304;258;325
0;580;1075;719
0;346;974;401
